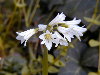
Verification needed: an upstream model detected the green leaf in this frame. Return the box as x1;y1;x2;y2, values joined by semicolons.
5;73;17;75
54;60;65;67
48;66;59;73
84;17;100;25
21;65;30;75
89;39;100;47
88;72;98;75
48;54;54;63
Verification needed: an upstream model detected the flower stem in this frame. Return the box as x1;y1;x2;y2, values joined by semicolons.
29;0;40;25
86;0;99;29
22;0;29;27
42;46;48;75
98;31;100;73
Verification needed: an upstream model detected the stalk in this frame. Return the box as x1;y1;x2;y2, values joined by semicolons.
42;45;48;75
87;0;99;29
29;0;40;25
98;31;100;73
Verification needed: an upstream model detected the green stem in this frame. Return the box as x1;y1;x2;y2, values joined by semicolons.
98;31;100;73
86;0;99;29
27;0;34;20
42;46;48;75
22;0;29;27
29;0;40;25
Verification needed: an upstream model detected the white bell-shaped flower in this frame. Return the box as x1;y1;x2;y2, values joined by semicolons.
16;29;36;46
57;26;74;42
65;17;87;40
49;12;66;26
69;25;87;40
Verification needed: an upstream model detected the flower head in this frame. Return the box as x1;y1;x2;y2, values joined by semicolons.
49;12;66;26
16;12;87;50
39;30;55;50
16;29;36;46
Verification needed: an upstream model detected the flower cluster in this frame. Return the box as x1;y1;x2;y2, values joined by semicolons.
16;12;87;50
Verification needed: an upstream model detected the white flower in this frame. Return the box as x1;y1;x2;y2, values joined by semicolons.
16;12;87;49
53;31;68;47
64;17;87;40
16;29;36;46
57;26;74;42
58;17;87;41
69;26;87;40
39;30;55;50
49;12;66;26
38;24;47;31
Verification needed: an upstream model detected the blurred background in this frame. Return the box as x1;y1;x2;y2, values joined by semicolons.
0;0;100;75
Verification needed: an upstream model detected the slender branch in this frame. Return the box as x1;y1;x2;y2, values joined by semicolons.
87;0;99;29
29;0;40;25
27;0;34;22
42;45;48;75
22;0;29;27
98;30;100;73
29;44;36;60
6;6;17;33
92;0;99;18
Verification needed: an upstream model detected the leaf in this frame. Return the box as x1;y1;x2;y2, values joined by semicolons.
60;51;67;56
5;73;17;75
21;65;30;75
0;37;4;50
69;43;75;48
28;60;42;74
84;17;100;25
48;54;54;63
88;72;98;75
37;56;42;62
54;60;65;67
0;25;4;32
48;66;59;73
89;39;100;47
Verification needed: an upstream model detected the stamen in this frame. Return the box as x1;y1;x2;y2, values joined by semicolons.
44;34;52;39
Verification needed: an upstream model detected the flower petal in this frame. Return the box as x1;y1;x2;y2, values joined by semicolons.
39;34;45;39
66;18;81;25
49;12;66;26
45;40;52;50
38;24;47;31
16;28;36;46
